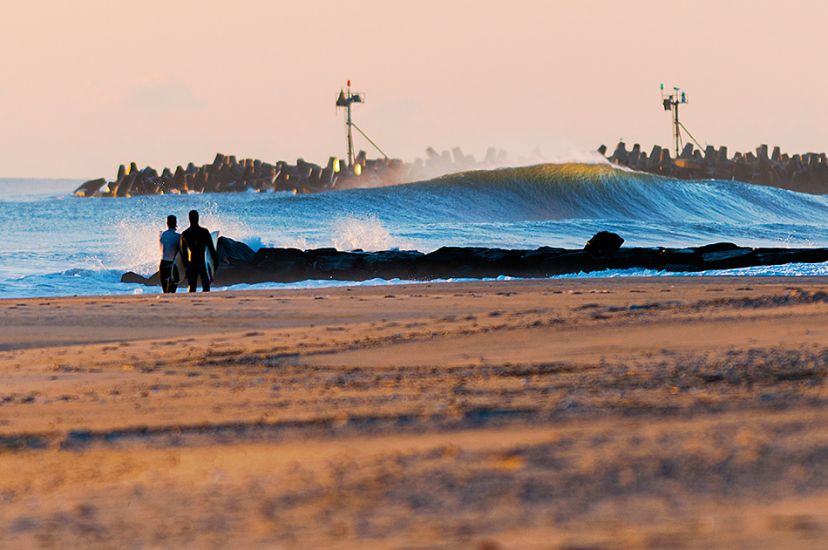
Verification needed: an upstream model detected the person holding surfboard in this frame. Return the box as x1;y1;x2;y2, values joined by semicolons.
159;215;181;293
180;209;219;293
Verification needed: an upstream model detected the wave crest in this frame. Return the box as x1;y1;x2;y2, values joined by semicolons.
377;163;828;225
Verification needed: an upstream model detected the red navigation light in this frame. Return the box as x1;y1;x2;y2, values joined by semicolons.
347;80;351;87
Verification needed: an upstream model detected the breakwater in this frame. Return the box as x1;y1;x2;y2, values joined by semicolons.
121;235;828;288
75;141;828;198
600;141;828;195
73;146;509;197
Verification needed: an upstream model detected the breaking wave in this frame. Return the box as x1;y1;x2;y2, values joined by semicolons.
357;163;828;226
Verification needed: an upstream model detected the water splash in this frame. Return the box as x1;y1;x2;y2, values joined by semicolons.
332;216;393;251
113;218;162;273
110;201;258;272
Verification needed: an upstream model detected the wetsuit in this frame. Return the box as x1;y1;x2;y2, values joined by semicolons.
159;229;181;293
180;225;218;292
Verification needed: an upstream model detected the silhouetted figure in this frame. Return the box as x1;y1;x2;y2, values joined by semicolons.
159;215;180;293
180;210;218;292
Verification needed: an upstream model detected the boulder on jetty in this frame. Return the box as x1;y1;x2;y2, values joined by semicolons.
74;146;513;198
120;234;828;288
600;140;828;195
584;231;624;256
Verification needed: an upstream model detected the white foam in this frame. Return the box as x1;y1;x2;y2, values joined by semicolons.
331;215;393;251
111;202;258;272
113;218;162;273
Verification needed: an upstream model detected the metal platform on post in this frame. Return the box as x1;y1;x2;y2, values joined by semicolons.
661;83;703;156
336;81;388;171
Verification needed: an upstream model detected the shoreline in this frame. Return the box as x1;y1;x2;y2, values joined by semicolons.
5;267;828;303
3;275;828;348
3;277;828;546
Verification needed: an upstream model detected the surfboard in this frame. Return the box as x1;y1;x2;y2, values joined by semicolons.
205;231;220;283
170;250;186;284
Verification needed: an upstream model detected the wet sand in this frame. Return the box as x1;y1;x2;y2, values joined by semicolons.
2;277;828;548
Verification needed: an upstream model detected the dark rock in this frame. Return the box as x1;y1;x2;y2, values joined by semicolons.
584;231;624;255
251;248;309;282
216;237;255;265
701;248;755;269
120;236;828;289
696;242;739;253
121;271;156;285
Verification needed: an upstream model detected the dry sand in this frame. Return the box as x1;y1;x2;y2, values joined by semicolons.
2;277;828;548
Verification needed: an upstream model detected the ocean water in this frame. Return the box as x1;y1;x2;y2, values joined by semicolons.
2;163;828;299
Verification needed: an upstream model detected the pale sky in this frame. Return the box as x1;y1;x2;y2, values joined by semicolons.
0;0;825;178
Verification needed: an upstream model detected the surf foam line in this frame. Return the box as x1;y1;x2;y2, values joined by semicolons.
7;258;828;300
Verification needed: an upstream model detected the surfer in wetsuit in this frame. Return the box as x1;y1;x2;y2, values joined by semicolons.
180;209;218;293
159;215;181;294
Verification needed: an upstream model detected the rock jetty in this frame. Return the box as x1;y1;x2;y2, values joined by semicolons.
600;141;828;195
121;233;828;288
74;147;510;198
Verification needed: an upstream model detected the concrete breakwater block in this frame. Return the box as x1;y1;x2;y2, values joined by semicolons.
74;146;515;198
601;140;828;195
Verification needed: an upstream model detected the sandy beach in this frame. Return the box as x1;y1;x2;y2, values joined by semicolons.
2;277;828;548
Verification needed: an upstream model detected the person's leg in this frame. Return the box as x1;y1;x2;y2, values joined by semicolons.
159;261;170;293
187;268;198;293
200;265;211;292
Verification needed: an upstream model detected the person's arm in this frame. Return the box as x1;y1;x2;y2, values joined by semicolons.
180;233;190;269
